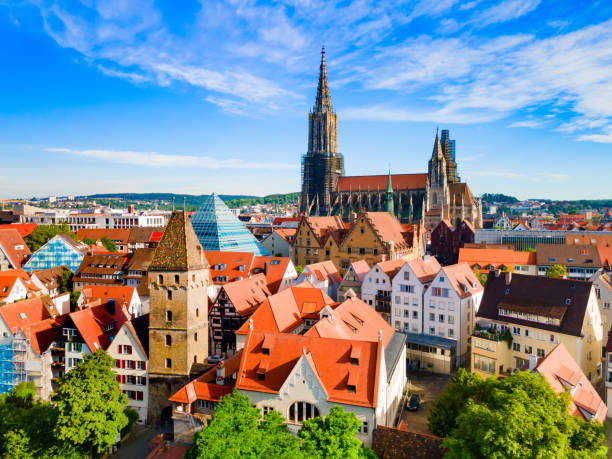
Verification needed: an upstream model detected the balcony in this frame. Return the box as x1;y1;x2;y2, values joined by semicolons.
472;330;505;342
375;294;391;303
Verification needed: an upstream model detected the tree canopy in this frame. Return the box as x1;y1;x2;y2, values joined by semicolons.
24;224;77;252
54;350;128;457
299;406;376;459
100;236;117;252
473;269;487;287
428;369;607;458
187;390;301;459
188;392;375;459
546;264;568;279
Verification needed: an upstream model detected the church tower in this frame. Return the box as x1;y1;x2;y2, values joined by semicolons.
300;47;344;216
385;170;395;216
147;211;210;421
426;130;449;219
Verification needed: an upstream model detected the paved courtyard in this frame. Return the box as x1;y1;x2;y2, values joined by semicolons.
401;372;451;435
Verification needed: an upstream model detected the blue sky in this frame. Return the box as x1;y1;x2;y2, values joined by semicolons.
1;0;612;200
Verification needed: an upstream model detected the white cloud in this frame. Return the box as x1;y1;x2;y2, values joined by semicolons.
509;120;545;128
577;132;612;143
46;147;296;170
473;0;541;27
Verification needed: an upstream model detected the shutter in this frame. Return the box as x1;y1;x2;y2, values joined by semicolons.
121;360;125;369
127;345;132;354
116;375;121;383
122;375;127;384
137;391;143;401
115;360;120;368
142;361;146;370
142;377;147;386
118;345;122;354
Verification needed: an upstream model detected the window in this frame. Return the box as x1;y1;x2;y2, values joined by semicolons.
360;421;369;434
359;248;366;255
512;342;520;352
395;308;401;317
524;346;533;355
605;303;610;309
400;284;414;293
194;332;198;342
448;316;454;324
262;406;274;416
119;345;132;355
395;321;400;330
166;311;172;322
512;327;521;335
158;274;163;284
196;308;199;317
395;296;401;304
403;310;409;318
550;334;555;343
288;402;319;424
137;361;146;370
438;314;444;323
429;313;435;321
524;329;530;338
412;311;418;319
429;327;435;335
166;335;172;346
165;358;172;368
537;348;545;358
167;290;173;300
474;355;496;374
448;328;455;337
404;272;410;280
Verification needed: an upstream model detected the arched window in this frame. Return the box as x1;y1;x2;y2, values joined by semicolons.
432;192;438;205
288;402;319;424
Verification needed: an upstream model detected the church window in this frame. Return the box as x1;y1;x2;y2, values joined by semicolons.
288;402;319;424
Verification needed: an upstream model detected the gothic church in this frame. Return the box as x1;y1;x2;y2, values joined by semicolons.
299;49;482;230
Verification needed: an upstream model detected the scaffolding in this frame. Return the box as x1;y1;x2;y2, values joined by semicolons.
0;338;12;393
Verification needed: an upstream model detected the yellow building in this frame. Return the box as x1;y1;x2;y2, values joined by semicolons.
471;271;603;384
292;210;422;275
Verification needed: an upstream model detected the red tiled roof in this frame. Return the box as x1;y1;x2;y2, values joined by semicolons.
272;217;301;226
301;216;346;244
405;256;441;283
69;303;129;351
302;260;342;284
306;297;394;345
0;269;40;296
440;263;483;299
81;285;137;309
0;224;37;238
0;229;30;268
375;259;406;279
363;212;413;251
272;228;297;242
219;274;270;316
535;343;606;423
236;286;335;335
76;228;130;244
250;256;292;293
205;251;255;285
237;331;382;408
0;296;51;333
458;248;536;271
22;317;63;355
345;260;371;283
336;174;427;192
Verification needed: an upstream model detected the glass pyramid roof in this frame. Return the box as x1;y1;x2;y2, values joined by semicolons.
191;194;270;256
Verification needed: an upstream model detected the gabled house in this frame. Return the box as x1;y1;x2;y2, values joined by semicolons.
249;256;297;294
536;342;606;423
536;244;601;280
361;259;406;322
0;274;29;304
430;219;475;266
127;226;165;251
22;234;88;273
472;272;603;383
76;228;131;252
261;228;296;258
205;251;255;299
235;331;393;447
107;314;150;423
234;283;336;348
294;260;342;300
30;265;71;298
73;253;131;289
124;248;155;313
0;229;30;271
423;263;483;366
338;260;371;301
458;247;537;275
209;274;271;358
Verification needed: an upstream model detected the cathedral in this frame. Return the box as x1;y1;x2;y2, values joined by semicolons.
299;48;482;230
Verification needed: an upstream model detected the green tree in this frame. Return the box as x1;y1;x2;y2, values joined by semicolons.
299;406;376;459
120;407;140;437
54;351;128;458
24;224;77;252
430;370;608;458
82;238;97;246
546;264;567;279
295;265;304;275
58;269;73;294
187;390;301;459
473;269;487;287
2;429;33;459
70;290;81;310
100;237;117;252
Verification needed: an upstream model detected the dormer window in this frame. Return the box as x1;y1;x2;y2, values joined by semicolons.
440;276;445;282
549;257;556;263
262;347;270;355
568;258;574;263
565;298;571;305
350;358;359;366
348;384;356;394
505;288;510;295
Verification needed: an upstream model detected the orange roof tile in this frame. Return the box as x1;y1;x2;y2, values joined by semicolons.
76;228;130;244
535;343;606;423
81;285;136;308
69;303;129;351
22;317;63;355
441;263;483;299
362;212;413;251
458;248;536;270
272;228;297;242
302;260;342;284
0;224;37;238
0;296;51;334
336;174;427;192
237;331;382;408
250;256;292;293
218;274;270;316
375;259;406;279
305;297;394;345
405;256;441;283
205;251;255;285
0;229;30;268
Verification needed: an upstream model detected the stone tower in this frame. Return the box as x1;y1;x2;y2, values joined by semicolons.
427;130;449;214
147;211;210;422
440;129;459;183
385;170;395;216
300;47;344;216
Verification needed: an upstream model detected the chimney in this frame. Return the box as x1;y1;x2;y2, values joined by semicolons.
378;329;383;341
423;254;430;262
216;361;225;385
264;262;268;275
494;269;501;278
505;271;512;285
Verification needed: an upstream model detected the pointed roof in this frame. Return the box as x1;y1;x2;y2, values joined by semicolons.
191;194;269;256
432;129;444;160
149;211;208;272
386;170;393;193
315;46;331;113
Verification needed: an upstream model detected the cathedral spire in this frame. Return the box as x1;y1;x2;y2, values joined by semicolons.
315;46;331;113
432;129;444;160
385;169;395;216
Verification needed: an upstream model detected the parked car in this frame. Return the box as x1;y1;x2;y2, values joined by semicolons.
407;394;421;411
207;354;222;364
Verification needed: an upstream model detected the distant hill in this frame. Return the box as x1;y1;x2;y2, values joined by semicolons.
81;192;299;208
